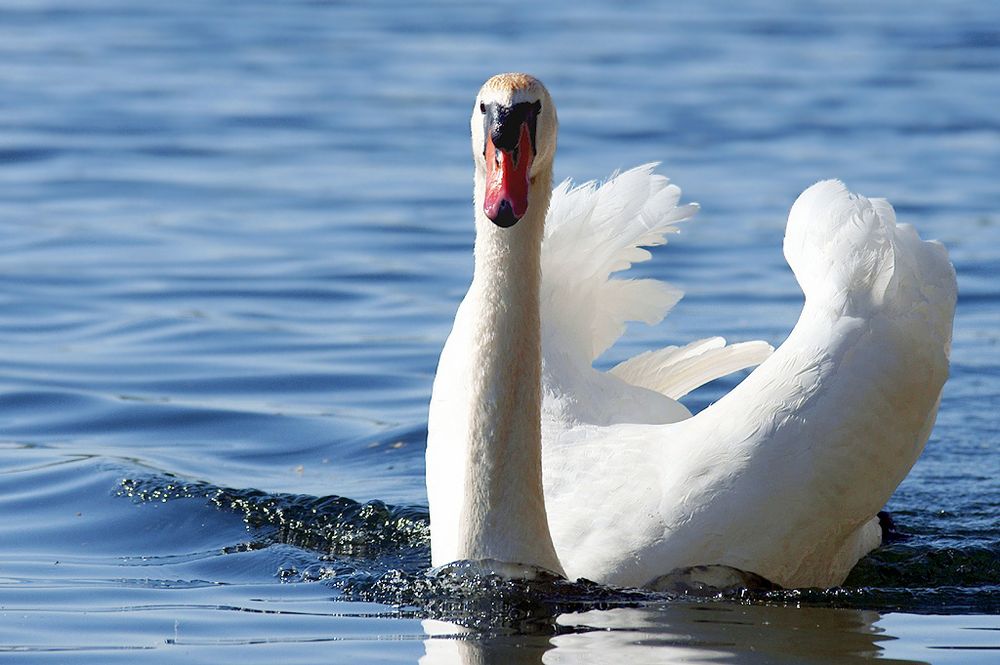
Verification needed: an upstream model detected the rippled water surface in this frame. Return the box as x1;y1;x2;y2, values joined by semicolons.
2;1;999;662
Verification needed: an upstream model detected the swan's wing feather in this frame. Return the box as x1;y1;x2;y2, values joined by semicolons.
785;179;954;349
785;180;895;308
609;337;774;399
545;180;955;589
541;164;697;363
541;165;773;420
673;182;956;586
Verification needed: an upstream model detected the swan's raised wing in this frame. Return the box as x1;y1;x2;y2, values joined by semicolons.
540;164;771;422
541;163;694;364
543;180;957;589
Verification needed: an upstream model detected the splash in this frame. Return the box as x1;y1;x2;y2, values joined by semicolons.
118;473;1000;628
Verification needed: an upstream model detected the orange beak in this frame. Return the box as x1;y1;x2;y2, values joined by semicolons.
484;122;533;228
482;101;539;228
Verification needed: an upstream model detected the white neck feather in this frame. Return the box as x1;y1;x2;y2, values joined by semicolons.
453;166;564;575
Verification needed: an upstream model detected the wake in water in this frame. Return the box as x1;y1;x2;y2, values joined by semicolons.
117;472;1000;630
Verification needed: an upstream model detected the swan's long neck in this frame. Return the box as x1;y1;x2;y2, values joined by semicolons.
455;166;564;575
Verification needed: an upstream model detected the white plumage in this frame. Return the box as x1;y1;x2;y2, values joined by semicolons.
540;165;773;429
426;74;957;589
537;173;955;587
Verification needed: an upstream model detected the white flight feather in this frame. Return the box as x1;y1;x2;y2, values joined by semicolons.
539;163;771;424
541;164;695;363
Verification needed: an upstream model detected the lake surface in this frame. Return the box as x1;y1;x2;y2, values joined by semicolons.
1;0;998;662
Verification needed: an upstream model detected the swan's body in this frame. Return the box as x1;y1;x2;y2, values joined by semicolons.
426;73;956;588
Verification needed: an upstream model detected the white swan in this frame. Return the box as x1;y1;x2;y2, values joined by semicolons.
426;73;957;589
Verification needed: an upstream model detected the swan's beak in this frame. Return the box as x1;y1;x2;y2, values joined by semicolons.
482;101;539;228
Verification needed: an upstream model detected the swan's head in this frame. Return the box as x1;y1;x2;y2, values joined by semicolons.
472;73;557;228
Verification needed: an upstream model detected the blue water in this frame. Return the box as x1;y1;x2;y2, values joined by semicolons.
2;0;999;662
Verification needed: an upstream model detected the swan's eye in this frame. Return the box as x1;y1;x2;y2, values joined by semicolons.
480;102;486;114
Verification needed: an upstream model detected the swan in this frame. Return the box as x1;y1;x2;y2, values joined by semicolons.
425;73;957;589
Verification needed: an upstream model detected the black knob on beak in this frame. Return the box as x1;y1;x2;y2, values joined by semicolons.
490;199;520;228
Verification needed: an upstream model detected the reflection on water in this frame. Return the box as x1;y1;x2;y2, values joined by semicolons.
423;604;1000;665
552;605;893;664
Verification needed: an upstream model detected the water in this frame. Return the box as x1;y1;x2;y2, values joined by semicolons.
1;0;998;661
